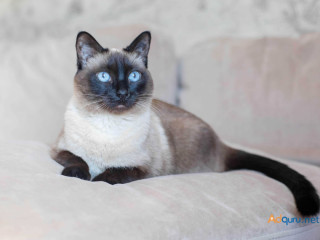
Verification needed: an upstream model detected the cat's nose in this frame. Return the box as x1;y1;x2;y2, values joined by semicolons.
117;89;129;99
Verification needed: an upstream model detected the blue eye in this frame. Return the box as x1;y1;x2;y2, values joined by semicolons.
128;71;141;82
97;72;111;82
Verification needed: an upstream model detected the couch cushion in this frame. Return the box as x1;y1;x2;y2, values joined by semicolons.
0;25;177;144
0;140;319;239
180;34;320;165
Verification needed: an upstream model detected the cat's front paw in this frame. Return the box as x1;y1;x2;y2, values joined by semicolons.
92;167;146;184
62;166;91;180
92;169;122;184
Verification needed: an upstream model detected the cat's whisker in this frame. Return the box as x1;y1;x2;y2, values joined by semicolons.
82;93;102;97
82;100;104;109
148;103;163;117
138;94;153;97
95;101;109;111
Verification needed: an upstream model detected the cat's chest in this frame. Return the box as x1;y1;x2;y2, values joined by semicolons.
60;104;151;177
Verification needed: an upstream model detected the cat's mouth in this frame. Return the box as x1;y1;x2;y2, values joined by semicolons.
115;104;126;110
104;99;136;113
84;95;145;114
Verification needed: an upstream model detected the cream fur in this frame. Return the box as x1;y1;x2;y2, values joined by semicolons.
57;96;173;179
86;49;145;71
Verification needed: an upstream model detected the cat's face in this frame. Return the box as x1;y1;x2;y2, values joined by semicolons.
74;31;153;114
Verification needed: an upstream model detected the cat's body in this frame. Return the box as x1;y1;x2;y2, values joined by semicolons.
51;31;319;216
53;96;226;179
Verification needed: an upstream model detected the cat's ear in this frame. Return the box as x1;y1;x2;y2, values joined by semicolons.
124;31;151;68
76;31;104;70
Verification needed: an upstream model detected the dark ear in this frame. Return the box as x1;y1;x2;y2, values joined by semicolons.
76;31;104;70
124;31;151;68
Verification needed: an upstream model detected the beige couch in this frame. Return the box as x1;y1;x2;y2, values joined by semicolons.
1;26;320;239
180;34;320;166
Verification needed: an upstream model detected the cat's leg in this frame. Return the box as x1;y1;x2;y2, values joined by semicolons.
92;167;147;184
54;150;91;180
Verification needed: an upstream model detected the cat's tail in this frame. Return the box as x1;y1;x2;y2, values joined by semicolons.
225;148;320;216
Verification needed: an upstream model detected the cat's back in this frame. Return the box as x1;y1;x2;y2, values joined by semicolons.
152;99;213;132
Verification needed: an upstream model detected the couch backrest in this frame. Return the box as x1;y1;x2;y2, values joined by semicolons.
180;34;320;165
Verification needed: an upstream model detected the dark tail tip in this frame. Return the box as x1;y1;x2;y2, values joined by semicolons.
296;189;320;216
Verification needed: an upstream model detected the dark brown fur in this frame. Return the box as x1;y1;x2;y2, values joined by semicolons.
55;150;91;180
92;167;148;184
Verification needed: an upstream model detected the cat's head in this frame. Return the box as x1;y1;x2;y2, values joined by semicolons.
73;31;153;114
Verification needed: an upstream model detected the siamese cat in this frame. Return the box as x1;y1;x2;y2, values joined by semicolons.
51;31;319;216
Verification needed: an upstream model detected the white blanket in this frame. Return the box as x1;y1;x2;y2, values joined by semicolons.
0;140;319;239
